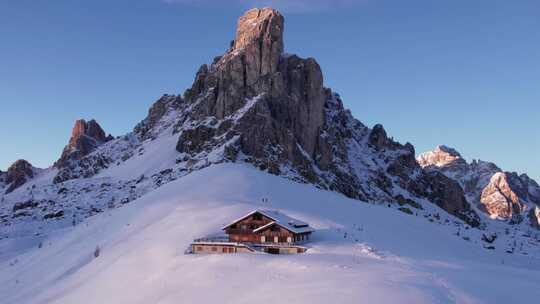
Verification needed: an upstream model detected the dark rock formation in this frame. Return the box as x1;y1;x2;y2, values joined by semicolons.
4;159;35;194
134;94;184;140
529;206;540;229
55;119;112;168
0;170;5;190
170;8;480;226
421;171;480;227
368;124;390;151
44;210;64;219
13;200;39;212
53;119;116;184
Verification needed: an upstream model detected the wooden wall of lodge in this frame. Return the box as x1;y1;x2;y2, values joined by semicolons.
192;244;306;254
224;213;311;244
192;244;253;254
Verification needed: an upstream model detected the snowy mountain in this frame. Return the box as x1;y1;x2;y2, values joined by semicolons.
1;7;489;238
1;7;539;303
2;164;540;304
418;145;540;227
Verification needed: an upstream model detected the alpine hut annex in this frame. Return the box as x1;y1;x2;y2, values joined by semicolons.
191;209;314;254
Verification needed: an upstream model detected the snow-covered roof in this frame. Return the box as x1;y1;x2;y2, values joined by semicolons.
222;209;314;234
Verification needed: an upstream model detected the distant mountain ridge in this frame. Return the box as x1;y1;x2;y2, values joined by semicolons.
418;145;540;226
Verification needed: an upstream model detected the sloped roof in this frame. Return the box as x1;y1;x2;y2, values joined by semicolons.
222;209;314;234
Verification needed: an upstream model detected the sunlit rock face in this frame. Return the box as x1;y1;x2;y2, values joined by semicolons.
53;119;113;183
419;146;540;226
417;145;467;168
480;172;525;219
56;119;112;168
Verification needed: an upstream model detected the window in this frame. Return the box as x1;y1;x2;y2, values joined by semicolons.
241;224;247;230
274;236;278;243
261;236;266;243
253;213;262;220
287;237;292;244
222;247;228;253
211;247;217;252
228;247;234;253
197;247;203;251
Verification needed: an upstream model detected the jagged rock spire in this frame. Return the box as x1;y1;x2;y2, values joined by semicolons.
227;8;284;79
55;119;112;168
69;119;108;147
182;7;325;157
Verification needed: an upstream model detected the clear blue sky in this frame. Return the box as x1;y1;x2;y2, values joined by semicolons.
1;0;539;181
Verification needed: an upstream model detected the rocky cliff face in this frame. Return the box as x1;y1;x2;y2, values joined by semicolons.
167;8;480;226
53;119;114;183
56;119;112;167
418;146;540;227
0;8;479;227
2;159;36;194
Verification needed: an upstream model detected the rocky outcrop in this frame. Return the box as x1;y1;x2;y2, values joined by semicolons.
134;94;184;140
53;119;116;184
170;8;480;226
418;146;540;225
480;172;525;220
529;206;540;229
4;159;36;194
0;170;5;190
421;171;480;226
178;8;325;174
55;119;113;169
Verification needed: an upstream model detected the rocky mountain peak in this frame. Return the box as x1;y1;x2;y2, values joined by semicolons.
233;8;283;53
69;119;108;147
55;119;112;169
419;144;540;226
181;7;325;159
216;8;284;78
417;145;466;168
4;159;36;194
168;8;481;227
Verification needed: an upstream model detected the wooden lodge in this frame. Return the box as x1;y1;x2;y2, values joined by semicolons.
191;209;314;254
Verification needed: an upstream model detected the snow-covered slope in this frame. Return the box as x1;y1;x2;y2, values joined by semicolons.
2;164;539;304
